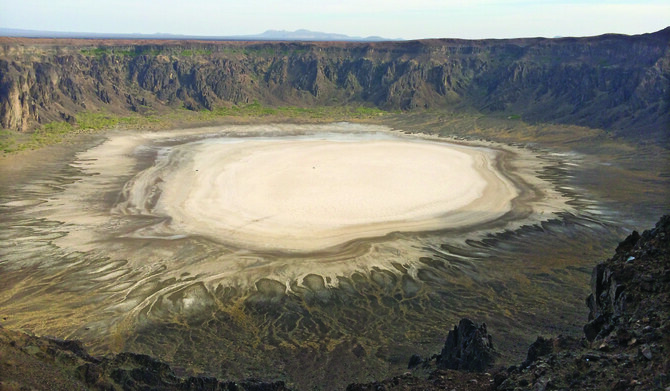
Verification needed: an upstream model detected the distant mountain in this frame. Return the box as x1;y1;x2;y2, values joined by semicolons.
0;27;398;42
237;29;397;41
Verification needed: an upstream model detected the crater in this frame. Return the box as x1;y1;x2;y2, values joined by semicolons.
116;135;517;252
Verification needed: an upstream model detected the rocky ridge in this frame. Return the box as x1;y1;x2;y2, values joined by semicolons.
0;325;290;391
349;215;670;391
1;27;669;141
493;215;670;390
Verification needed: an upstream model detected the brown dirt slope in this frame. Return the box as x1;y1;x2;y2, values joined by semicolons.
1;215;669;390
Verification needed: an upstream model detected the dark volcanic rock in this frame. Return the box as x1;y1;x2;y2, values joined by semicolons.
437;318;497;372
407;354;423;369
498;214;670;390
0;325;291;391
360;215;670;390
346;370;494;391
520;336;554;368
585;215;670;342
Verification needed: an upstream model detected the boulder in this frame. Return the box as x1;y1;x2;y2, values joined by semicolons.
437;318;497;372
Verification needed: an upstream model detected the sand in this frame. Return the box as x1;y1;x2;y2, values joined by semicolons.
153;137;518;252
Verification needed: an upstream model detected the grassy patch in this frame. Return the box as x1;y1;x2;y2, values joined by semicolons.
80;47;162;58
80;48;109;58
1;121;75;153
31;121;73;143
220;47;248;56
180;49;213;57
1;104;389;154
198;102;387;121
1;112;148;153
77;112;165;129
0;129;20;153
217;46;310;57
76;112;121;130
353;106;386;117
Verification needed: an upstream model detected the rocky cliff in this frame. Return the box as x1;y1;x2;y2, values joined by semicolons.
349;215;670;390
1;28;668;140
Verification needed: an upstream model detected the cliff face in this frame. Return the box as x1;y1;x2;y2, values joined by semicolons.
495;216;670;390
1;28;669;139
349;215;670;391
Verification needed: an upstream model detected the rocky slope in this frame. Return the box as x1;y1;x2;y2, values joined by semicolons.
2;216;668;390
349;215;670;390
0;325;290;391
1;27;668;140
494;214;670;390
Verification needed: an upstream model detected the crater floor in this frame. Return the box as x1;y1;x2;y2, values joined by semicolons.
121;137;516;252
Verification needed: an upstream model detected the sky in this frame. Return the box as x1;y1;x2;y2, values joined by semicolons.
0;0;668;40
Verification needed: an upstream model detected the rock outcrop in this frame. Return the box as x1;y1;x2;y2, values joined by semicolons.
583;224;660;342
1;27;669;140
494;215;670;390
0;325;290;391
351;215;670;390
437;318;497;372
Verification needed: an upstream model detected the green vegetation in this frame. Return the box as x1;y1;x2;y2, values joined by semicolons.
219;46;309;57
0;129;20;153
81;47;136;58
76;112;122;130
1;121;72;153
0;103;388;154
353;106;386;116
75;112;162;130
80;47;161;58
80;45;311;59
198;102;386;121
31;121;73;144
180;49;213;57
